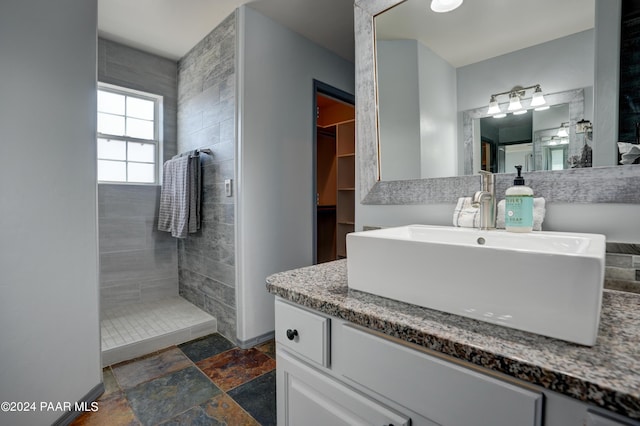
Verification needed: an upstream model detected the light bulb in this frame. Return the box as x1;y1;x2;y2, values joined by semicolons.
508;93;522;111
557;124;569;138
431;0;463;13
530;86;546;107
487;96;501;115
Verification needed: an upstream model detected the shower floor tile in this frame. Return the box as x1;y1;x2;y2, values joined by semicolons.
102;297;217;366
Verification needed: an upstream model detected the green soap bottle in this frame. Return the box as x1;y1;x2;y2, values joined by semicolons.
505;165;533;233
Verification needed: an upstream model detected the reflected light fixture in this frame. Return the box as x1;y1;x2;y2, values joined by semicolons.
493;113;507;118
530;85;546;107
486;84;546;117
487;96;501;115
431;0;463;13
557;122;569;138
508;92;523;111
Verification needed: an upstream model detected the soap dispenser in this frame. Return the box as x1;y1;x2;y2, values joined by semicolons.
505;165;533;233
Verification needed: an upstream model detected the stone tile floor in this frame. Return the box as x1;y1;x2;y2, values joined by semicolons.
72;334;276;426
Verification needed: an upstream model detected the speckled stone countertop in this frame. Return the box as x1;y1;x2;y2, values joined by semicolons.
266;259;640;420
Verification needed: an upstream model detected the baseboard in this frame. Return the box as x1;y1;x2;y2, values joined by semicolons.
52;382;104;426
237;330;275;349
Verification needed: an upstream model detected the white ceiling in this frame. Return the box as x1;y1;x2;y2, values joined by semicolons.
98;0;595;67
376;0;595;67
98;0;355;62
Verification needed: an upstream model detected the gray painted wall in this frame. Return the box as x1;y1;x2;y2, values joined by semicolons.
377;40;422;180
0;0;101;424
237;6;355;343
417;41;457;178
177;13;237;341
97;39;179;312
456;29;595;113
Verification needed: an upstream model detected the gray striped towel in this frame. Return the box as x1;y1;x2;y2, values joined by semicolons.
158;150;201;238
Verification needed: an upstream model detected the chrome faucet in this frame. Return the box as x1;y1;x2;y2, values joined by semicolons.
472;170;496;230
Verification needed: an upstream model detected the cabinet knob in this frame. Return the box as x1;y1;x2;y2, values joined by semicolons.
286;329;299;340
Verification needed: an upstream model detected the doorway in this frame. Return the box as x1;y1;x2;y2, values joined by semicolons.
313;81;355;264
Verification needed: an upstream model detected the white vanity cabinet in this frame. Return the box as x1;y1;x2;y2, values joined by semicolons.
275;298;640;426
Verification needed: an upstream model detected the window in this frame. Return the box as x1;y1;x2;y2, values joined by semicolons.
97;84;162;184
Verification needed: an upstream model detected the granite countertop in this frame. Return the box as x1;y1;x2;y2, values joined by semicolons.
266;259;640;420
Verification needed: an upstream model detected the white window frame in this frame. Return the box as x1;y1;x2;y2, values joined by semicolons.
97;82;163;184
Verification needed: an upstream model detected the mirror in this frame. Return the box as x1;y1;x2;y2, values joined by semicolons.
354;0;640;206
374;0;596;180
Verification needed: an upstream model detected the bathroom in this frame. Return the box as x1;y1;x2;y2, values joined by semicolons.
2;0;640;425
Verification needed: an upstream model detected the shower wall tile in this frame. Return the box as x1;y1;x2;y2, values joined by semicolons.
101;247;178;285
99;38;178;159
177;11;237;343
97;37;180;313
98;184;179;309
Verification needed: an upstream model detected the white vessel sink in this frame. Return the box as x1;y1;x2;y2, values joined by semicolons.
346;225;606;346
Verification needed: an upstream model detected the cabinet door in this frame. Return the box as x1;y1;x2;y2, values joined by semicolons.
277;350;411;426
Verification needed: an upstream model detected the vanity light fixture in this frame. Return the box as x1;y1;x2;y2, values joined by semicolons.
493;113;507;118
430;0;463;13
486;84;546;116
557;122;569;138
513;109;528;115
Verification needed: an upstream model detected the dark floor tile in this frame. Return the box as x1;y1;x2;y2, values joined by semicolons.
70;390;140;426
179;333;236;363
228;371;276;426
159;393;259;426
125;366;221;426
196;348;276;391
112;347;192;390
255;339;275;359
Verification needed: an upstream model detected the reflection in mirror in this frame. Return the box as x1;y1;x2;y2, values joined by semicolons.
375;0;596;180
466;88;593;174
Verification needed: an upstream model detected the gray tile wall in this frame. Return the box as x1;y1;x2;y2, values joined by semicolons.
98;38;180;310
98;38;178;160
177;12;237;341
99;184;178;309
604;243;640;294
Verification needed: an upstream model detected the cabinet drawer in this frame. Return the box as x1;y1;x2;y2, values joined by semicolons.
278;350;410;426
275;299;330;367
340;325;543;426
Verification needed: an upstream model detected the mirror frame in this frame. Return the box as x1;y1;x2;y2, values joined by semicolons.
355;0;640;205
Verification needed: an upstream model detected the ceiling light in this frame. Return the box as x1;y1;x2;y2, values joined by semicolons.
431;0;463;13
487;96;501;115
508;92;522;111
513;109;528;115
530;85;546;107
